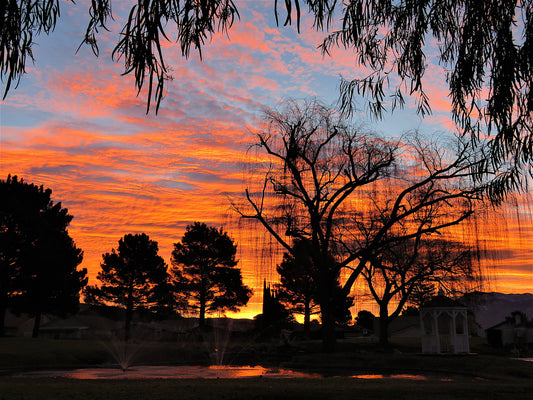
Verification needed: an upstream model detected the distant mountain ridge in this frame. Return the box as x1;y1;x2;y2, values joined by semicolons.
460;292;533;329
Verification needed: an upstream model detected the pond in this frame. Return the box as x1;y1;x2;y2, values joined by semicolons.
14;365;321;379
13;365;438;380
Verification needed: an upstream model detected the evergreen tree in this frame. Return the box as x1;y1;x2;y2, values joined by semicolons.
274;239;320;336
275;239;353;334
355;310;375;332
84;233;168;341
0;175;86;337
170;222;252;328
259;282;293;334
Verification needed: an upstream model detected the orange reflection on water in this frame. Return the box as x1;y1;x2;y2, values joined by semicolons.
208;365;268;378
16;366;322;379
351;374;428;380
208;365;322;378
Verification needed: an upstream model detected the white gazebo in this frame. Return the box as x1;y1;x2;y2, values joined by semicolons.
420;293;470;354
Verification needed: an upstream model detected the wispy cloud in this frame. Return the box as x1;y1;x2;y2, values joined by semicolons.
1;1;531;318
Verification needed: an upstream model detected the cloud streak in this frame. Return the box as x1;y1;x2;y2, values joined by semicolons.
1;1;531;317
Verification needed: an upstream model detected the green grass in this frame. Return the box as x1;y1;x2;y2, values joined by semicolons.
0;337;226;371
1;376;533;400
0;337;109;371
1;336;532;399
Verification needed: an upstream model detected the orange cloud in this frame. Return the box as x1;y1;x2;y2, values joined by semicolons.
1;2;531;322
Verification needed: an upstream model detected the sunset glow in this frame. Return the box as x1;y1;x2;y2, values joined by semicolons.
1;1;531;319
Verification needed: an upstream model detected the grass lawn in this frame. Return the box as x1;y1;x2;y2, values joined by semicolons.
2;375;533;400
1;336;532;399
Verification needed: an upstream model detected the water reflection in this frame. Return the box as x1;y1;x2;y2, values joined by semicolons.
14;367;457;381
14;365;322;380
350;374;428;380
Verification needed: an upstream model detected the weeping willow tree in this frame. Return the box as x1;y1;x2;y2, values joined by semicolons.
339;131;493;347
232;99;396;351
231;99;495;351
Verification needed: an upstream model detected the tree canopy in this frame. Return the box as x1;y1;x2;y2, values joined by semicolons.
2;1;531;197
84;233;168;341
323;0;532;200
0;175;86;337
233;99;397;350
274;238;353;335
233;99;491;350
170;222;252;328
274;239;321;335
362;237;480;345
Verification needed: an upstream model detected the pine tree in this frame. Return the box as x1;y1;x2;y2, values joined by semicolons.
84;233;168;341
0;175;86;337
170;222;252;328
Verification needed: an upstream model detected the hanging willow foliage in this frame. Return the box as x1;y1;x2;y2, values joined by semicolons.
229;98;497;350
2;1;531;197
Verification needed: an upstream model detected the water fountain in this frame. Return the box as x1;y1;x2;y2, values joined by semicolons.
101;335;145;372
202;318;233;366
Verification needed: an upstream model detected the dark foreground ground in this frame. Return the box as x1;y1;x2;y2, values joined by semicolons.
1;337;532;400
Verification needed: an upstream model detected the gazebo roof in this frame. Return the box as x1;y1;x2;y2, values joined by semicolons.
421;294;467;309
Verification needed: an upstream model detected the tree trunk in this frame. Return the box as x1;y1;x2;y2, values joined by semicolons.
0;288;7;337
304;298;311;338
32;310;42;338
320;301;336;352
199;288;206;329
125;286;134;342
379;304;390;348
0;304;6;337
317;265;337;352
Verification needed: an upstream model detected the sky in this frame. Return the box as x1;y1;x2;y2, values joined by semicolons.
1;0;532;318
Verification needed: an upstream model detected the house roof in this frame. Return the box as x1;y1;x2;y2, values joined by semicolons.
486;311;532;331
388;316;420;334
421;294;467;309
486;320;511;331
39;317;89;330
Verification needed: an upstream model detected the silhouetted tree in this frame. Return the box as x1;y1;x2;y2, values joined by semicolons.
258;282;293;335
274;239;320;336
0;175;86;337
170;222;252;328
355;310;375;332
233;99;396;351
275;239;353;335
84;233;168;341
401;306;419;317
362;238;480;346
338;129;492;347
149;279;182;319
233;100;490;351
4;1;530;198
330;284;354;326
326;1;531;200
408;281;436;309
